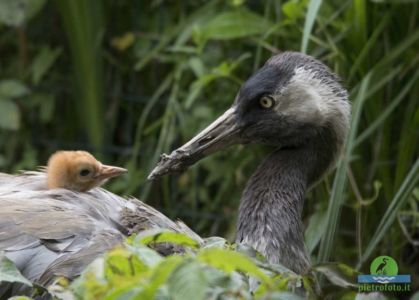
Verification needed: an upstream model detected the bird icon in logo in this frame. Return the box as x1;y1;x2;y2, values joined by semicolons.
375;257;389;275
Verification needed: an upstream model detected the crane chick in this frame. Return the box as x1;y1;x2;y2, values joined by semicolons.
47;151;127;192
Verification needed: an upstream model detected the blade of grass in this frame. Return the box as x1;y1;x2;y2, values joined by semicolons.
353;0;367;45
301;0;323;54
394;92;419;188
354;69;419;147
374;28;419;71
357;159;419;269
317;72;372;263
348;12;390;82
55;0;104;149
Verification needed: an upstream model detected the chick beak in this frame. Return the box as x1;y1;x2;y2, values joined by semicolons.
96;165;127;180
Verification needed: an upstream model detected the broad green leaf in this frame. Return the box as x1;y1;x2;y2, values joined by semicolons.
0;80;29;98
133;256;183;299
0;254;32;286
168;260;207;300
204;268;236;289
197;248;269;283
199;9;270;40
128;244;163;267
105;247;148;279
103;286;141;300
138;231;200;249
31;46;62;85
0;98;20;130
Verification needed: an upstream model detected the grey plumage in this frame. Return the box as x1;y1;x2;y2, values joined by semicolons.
0;171;202;288
149;51;351;274
1;51;350;296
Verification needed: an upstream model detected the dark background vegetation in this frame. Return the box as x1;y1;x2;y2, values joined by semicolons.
0;0;417;294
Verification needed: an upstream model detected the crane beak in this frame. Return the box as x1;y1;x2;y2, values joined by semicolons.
96;165;128;180
148;106;244;180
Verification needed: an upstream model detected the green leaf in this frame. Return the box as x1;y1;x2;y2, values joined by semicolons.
105;247;148;279
204;268;239;290
197;248;269;283
138;231;200;249
301;0;323;53
133;256;183;299
0;253;32;286
188;57;206;77
0;0;46;26
283;0;307;21
128;244;163;267
168;260;207;300
31;46;62;85
0;0;26;26
0;80;29;98
0;98;20;130
314;263;358;288
304;209;327;254
199;9;271;40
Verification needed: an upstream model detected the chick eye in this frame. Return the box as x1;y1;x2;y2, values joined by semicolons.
259;96;274;109
79;169;91;177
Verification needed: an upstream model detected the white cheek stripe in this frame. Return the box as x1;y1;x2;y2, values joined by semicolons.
275;67;350;125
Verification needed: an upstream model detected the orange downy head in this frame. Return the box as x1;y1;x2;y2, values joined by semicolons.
47;150;127;192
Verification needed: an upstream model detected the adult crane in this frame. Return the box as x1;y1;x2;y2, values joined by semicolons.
0;52;350;291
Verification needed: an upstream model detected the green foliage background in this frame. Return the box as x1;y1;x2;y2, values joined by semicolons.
0;0;418;298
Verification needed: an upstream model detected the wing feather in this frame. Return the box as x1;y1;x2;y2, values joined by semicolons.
0;171;202;287
0;172;128;284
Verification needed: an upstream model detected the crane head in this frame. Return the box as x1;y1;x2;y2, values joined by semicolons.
148;52;350;180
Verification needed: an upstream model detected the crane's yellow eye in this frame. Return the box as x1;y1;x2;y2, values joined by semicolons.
259;96;274;109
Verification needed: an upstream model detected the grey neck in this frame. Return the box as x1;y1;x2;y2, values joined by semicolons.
236;126;338;274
